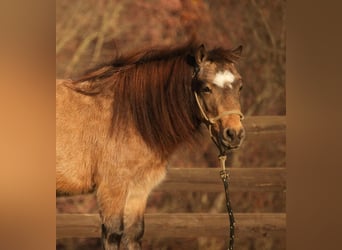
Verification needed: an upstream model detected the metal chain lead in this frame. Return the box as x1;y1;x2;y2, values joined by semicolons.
219;155;235;250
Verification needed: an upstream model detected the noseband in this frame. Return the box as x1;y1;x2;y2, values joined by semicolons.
194;92;244;125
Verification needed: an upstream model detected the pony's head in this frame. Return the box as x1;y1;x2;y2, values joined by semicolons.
191;44;245;153
67;39;245;157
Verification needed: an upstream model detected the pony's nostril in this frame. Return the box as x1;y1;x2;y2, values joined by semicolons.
224;128;236;142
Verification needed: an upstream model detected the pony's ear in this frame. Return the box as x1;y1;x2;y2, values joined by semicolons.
195;44;207;65
231;45;243;57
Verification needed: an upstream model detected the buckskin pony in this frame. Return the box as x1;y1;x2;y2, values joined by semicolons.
56;38;245;250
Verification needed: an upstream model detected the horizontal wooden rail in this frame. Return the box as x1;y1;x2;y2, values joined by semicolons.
156;168;286;192
243;116;286;134
57;213;286;239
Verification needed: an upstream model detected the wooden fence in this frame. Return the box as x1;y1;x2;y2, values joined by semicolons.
56;116;286;240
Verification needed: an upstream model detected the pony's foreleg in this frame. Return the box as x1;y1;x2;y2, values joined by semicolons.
121;188;149;250
121;167;166;250
96;184;127;250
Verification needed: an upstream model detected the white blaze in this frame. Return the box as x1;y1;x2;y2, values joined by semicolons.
213;70;235;88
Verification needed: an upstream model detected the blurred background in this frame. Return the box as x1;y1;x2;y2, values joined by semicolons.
56;0;286;249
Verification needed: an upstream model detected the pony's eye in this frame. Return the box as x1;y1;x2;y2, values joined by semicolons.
239;85;243;91
201;86;212;93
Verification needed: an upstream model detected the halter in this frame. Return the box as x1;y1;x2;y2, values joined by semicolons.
193;91;244;156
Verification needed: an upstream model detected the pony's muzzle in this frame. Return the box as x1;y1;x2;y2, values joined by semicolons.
222;127;245;149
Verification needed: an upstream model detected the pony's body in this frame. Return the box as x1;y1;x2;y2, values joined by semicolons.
57;78;167;249
56;39;245;250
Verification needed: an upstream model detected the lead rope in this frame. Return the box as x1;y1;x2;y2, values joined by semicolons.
218;155;235;250
206;122;236;250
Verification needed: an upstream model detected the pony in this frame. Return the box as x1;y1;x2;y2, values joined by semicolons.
56;38;245;250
